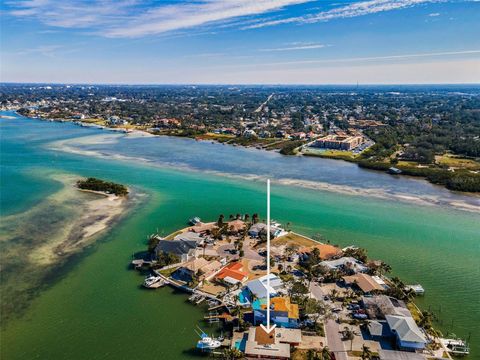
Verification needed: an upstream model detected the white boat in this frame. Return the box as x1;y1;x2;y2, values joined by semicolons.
440;337;470;356
195;327;222;351
189;216;201;225
143;275;162;288
196;335;222;350
405;284;425;295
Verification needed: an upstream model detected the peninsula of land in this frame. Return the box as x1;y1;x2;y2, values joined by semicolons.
133;215;468;360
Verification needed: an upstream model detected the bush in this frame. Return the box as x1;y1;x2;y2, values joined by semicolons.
280;140;305;155
77;177;128;196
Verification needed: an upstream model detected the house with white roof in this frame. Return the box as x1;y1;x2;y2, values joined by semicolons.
245;274;284;300
385;315;427;351
320;256;368;273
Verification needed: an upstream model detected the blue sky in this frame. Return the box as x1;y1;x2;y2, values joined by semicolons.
1;0;479;84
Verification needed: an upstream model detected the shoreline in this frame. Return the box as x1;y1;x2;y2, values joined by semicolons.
8;109;479;194
46;134;480;214
138;219;458;359
0;173;138;324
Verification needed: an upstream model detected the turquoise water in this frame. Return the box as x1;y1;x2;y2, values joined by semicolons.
1;111;479;359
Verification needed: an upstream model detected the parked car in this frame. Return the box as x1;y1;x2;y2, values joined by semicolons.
353;313;368;320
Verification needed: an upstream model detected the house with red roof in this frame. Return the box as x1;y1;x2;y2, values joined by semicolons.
215;262;249;285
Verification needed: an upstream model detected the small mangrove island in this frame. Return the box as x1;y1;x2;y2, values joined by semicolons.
132;214;469;360
77;177;129;196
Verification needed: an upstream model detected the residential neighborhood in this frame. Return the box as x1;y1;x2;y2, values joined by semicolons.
132;215;468;360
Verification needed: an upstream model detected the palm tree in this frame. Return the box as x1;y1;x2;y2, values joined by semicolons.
221;348;243;359
380;261;392;275
330;288;338;300
320;346;332;360
403;287;416;302
306;349;317;360
360;345;372;360
343;327;355;351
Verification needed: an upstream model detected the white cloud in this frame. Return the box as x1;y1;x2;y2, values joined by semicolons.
15;45;64;57
6;0;476;38
260;43;327;51
244;0;451;29
239;50;480;67
7;0;314;37
428;12;441;15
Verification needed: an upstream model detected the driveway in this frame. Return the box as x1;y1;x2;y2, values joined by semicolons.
309;282;325;300
325;319;348;360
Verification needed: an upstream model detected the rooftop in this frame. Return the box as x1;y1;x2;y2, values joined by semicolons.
155;239;197;256
321;256;368;272
258;297;299;320
385;315;427;344
246;274;284;299
343;273;385;293
244;326;296;359
299;243;342;260
215;262;249;284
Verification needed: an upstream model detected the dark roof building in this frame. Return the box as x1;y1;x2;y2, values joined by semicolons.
155;239;197;262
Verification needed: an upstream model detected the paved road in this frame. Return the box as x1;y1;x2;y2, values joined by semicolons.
325;319;348;360
243;238;263;261
309;282;325;300
310;283;348;360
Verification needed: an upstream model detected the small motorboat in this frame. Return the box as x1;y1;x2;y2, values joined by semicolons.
440;337;470;356
405;284;425;295
197;335;221;350
143;275;162;288
189;216;201;225
195;327;222;351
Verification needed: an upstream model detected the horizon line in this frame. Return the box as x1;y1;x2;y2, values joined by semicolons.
2;82;480;87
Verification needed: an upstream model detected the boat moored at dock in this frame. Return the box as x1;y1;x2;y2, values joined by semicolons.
440;337;470;356
189;216;201;225
143;275;166;289
405;284;425;295
195;330;222;351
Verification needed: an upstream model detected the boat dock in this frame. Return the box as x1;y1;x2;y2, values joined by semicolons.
131;259;155;269
406;284;425;295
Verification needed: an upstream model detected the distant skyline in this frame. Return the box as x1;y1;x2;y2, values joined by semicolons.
1;0;480;84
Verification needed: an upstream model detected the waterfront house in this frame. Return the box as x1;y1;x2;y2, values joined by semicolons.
385;315;427;351
245;274;284;300
320;256;368;273
343;273;386;294
227;219;246;233
299;243;342;260
362;295;411;319
172;257;210;283
155;239;197;263
215;262;249;285
171;258;222;283
188;222;218;234
174;231;205;246
243;326;302;359
248;223;283;238
367;320;391;341
252;297;299;328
